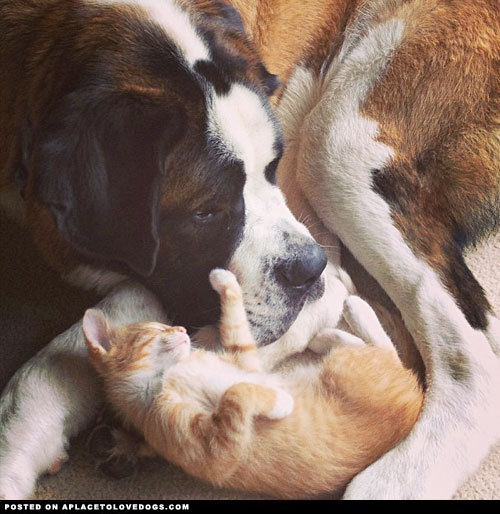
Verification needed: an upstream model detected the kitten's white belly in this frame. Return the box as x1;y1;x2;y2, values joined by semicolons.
167;354;287;410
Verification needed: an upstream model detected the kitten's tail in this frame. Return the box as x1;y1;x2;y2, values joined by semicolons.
209;269;260;370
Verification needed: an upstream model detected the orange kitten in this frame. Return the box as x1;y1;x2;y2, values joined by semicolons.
83;270;423;499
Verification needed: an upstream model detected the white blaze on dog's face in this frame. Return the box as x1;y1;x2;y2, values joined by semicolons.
208;84;327;343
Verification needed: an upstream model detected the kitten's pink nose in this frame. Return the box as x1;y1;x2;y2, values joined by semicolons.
174;326;187;334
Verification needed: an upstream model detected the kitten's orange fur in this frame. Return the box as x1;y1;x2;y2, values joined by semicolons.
84;270;423;499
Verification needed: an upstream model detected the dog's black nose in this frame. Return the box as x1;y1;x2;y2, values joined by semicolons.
276;242;327;291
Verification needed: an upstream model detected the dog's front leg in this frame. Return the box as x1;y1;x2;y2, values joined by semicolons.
297;144;500;499
0;281;167;500
304;180;500;498
290;60;500;496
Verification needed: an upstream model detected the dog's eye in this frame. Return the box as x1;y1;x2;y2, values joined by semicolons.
193;210;219;224
264;157;280;185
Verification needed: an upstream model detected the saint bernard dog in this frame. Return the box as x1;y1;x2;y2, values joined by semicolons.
0;0;499;500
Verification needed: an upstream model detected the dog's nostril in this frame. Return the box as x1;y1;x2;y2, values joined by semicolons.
276;243;327;290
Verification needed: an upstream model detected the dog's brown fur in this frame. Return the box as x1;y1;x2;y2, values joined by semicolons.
360;0;500;328
228;0;365;89
0;0;498;500
1;0;170;273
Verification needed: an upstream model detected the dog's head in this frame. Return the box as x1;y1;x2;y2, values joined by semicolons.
25;0;326;344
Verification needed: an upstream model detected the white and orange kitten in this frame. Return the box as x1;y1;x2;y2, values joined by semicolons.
83;269;423;499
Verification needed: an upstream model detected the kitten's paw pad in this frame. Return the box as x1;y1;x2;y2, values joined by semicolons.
209;269;239;295
46;451;69;475
267;389;294;420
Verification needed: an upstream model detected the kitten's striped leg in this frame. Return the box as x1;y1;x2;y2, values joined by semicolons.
209;269;262;372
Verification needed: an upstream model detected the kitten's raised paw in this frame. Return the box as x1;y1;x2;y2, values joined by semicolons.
209;268;239;295
266;389;295;420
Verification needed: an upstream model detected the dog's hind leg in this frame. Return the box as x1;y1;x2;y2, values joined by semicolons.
297;118;500;499
0;281;167;500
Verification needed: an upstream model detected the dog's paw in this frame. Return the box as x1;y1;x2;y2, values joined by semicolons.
209;269;239;295
266;389;295;420
90;423;151;480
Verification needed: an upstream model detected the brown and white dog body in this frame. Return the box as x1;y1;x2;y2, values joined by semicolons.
0;0;499;500
262;0;500;498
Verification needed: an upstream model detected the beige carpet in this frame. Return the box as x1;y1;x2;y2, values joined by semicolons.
29;232;500;500
454;233;500;500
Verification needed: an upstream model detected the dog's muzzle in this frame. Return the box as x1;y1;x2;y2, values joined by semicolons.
236;233;328;346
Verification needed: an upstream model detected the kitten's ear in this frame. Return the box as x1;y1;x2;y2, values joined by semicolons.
83;309;113;356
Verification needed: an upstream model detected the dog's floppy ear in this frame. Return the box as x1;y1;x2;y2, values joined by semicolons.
207;1;280;96
256;64;280;96
33;90;180;276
